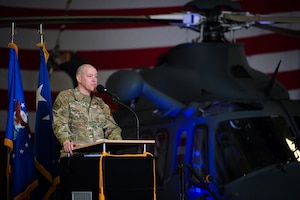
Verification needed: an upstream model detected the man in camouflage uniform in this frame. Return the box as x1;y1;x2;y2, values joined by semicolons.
52;63;122;154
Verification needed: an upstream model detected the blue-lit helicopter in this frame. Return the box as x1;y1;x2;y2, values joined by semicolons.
2;0;300;199
102;1;300;200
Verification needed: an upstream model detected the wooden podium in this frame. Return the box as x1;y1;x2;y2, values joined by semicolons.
59;140;156;200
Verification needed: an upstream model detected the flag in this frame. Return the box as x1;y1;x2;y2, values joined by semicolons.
33;43;60;199
4;42;38;200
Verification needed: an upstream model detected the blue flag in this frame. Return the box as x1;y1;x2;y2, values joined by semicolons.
4;43;38;200
33;43;60;199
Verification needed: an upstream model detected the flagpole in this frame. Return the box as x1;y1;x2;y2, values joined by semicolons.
6;21;15;200
11;22;15;43
38;24;44;44
6;145;10;200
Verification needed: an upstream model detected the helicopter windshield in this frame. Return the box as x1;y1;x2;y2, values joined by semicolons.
213;116;299;185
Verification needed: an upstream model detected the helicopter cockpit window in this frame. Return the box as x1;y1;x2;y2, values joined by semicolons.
215;116;298;185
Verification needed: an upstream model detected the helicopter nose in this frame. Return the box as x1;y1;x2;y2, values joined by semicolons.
106;70;144;102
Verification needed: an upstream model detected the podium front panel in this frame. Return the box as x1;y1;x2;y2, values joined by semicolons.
100;153;156;200
59;155;100;200
59;153;156;200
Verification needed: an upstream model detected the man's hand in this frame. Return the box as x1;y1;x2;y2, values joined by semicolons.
63;140;76;154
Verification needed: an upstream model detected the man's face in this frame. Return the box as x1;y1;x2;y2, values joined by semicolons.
77;65;98;95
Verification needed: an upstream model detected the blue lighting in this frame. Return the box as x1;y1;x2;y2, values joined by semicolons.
183;106;196;117
186;186;215;200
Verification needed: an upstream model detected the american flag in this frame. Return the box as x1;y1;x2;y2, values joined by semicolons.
0;0;300;137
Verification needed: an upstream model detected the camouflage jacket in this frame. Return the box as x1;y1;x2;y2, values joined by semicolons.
52;87;122;146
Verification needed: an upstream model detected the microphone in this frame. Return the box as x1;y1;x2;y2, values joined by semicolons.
96;84;140;140
96;84;120;101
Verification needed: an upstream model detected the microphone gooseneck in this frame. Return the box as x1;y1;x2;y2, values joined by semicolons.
96;84;140;140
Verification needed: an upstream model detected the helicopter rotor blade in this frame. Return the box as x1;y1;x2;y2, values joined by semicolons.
0;13;204;28
1;10;299;40
0;15;163;27
253;24;300;38
222;12;300;24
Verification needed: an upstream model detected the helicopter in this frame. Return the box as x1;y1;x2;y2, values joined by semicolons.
1;0;300;199
102;1;300;200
